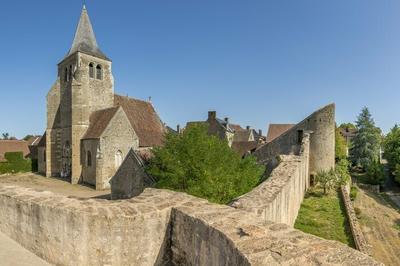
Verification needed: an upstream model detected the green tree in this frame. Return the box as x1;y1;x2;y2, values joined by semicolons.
350;107;381;170
339;123;356;130
365;160;384;185
2;133;9;140
315;169;337;194
383;125;400;182
335;159;351;186
335;127;347;161
147;124;265;204
23;135;34;141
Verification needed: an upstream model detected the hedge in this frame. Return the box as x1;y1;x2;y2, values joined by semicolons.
0;152;32;174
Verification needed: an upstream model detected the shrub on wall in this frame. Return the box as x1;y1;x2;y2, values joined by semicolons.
0;152;32;174
147;124;265;204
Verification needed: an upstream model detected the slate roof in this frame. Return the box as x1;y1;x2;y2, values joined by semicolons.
0;140;30;162
231;141;258;157
82;107;120;139
229;124;244;132
66;6;109;61
114;94;166;147
266;124;295;143
233;130;252;142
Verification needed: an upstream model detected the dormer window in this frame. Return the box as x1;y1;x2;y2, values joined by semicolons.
89;63;94;78
96;65;102;80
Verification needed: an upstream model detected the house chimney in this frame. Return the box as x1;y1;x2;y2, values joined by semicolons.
224;117;229;124
208;111;216;120
246;126;250;130
177;124;180;133
259;129;262;136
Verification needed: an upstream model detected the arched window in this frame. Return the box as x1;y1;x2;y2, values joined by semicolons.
64;68;68;81
115;150;123;169
69;65;73;80
89;63;94;78
96;65;102;80
87;151;92;167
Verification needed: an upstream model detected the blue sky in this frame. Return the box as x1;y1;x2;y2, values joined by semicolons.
1;1;399;138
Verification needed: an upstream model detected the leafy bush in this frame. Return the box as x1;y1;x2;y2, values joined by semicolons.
365;160;384;185
383;125;400;184
335;159;351;186
315;169;337;194
354;207;361;218
335;127;347;161
350;186;358;201
0;152;32;174
147;124;265;204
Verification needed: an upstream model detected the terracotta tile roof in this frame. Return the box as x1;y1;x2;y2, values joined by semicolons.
82;107;120;139
114;94;166;147
231;141;258;157
266;124;295;143
0;140;30;162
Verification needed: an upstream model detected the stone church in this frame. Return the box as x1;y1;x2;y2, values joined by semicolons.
38;6;166;190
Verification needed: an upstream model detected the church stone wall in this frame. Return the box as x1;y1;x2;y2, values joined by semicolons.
37;146;46;174
0;185;381;266
94;109;139;190
230;133;310;226
81;139;98;186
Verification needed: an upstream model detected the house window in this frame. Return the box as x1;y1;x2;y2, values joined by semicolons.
115;150;123;169
96;65;102;80
43;149;46;162
87;151;92;167
89;63;94;78
69;65;73;80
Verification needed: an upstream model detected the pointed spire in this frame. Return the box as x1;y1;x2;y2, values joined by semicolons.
67;6;109;60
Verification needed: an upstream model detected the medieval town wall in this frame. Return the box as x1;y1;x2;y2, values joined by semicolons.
0;185;380;266
254;104;335;175
230;133;310;226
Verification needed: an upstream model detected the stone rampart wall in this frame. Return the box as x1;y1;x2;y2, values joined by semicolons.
254;104;335;174
230;134;310;226
340;185;370;254
0;185;380;265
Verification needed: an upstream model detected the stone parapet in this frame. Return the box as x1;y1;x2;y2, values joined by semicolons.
229;134;310;226
340;185;370;254
0;184;380;265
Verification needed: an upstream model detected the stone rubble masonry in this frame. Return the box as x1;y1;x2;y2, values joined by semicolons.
0;184;380;265
340;185;370;254
230;133;310;226
254;104;335;175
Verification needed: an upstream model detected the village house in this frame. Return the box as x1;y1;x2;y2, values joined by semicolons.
38;6;166;190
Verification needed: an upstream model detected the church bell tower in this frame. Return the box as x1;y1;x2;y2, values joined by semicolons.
47;5;114;183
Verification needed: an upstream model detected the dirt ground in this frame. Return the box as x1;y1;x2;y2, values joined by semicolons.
0;173;110;199
353;188;400;266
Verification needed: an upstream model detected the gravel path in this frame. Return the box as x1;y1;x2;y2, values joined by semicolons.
353;188;400;266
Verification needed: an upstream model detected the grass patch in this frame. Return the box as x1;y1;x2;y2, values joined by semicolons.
294;188;355;247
